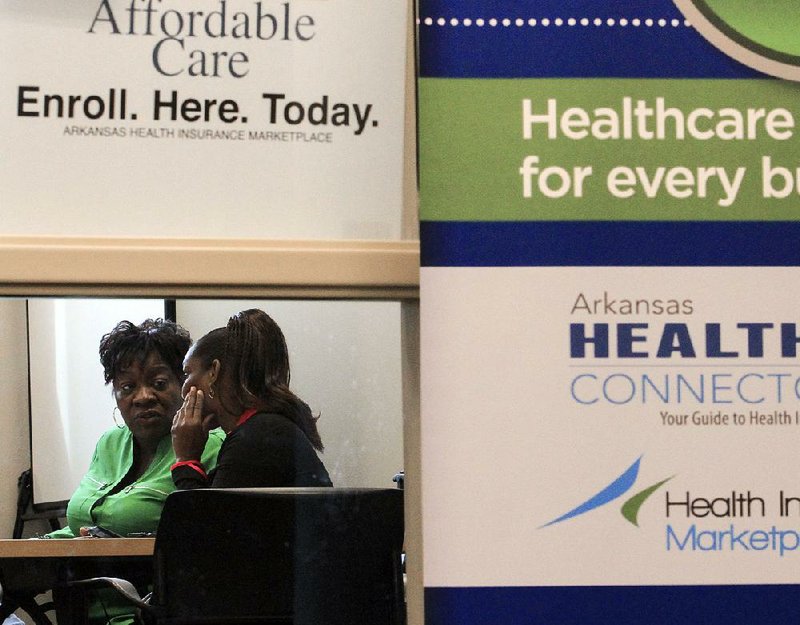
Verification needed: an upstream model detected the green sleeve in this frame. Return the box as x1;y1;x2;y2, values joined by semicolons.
43;525;77;539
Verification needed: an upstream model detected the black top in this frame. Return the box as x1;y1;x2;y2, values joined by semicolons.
173;412;332;489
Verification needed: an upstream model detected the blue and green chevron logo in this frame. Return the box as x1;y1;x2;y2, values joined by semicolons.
541;457;673;529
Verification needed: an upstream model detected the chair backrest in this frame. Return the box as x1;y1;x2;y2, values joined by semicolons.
13;469;65;539
149;488;405;625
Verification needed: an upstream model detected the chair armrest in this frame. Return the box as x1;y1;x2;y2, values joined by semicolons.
66;577;155;614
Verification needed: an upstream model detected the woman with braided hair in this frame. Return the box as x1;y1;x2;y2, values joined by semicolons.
170;308;332;489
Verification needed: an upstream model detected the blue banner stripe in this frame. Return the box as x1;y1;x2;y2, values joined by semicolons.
420;221;800;267
425;585;800;625
418;0;762;78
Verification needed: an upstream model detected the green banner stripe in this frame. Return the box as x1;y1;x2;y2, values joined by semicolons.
419;78;800;222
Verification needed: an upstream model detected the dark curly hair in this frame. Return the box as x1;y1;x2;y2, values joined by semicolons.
191;309;324;451
99;319;191;384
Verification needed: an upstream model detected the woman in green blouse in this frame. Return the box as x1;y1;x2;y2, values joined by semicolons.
42;319;223;625
48;318;223;538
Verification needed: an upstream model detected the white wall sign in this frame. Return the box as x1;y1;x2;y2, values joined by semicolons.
0;1;407;240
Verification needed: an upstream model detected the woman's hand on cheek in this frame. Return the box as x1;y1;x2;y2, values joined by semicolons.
171;387;211;462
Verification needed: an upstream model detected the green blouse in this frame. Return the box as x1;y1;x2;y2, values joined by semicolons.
48;427;224;538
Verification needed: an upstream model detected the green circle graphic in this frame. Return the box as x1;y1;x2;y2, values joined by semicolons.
675;0;800;80
698;0;800;62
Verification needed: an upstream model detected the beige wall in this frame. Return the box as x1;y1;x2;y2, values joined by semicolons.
0;299;33;538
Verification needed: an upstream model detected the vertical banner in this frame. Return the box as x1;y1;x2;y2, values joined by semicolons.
419;1;800;623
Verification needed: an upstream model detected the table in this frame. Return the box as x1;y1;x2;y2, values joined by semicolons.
0;538;154;625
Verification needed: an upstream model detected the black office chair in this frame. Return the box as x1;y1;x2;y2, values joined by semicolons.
72;487;405;625
2;469;65;625
13;469;66;539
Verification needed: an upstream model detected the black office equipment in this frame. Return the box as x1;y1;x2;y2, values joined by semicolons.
72;487;405;625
